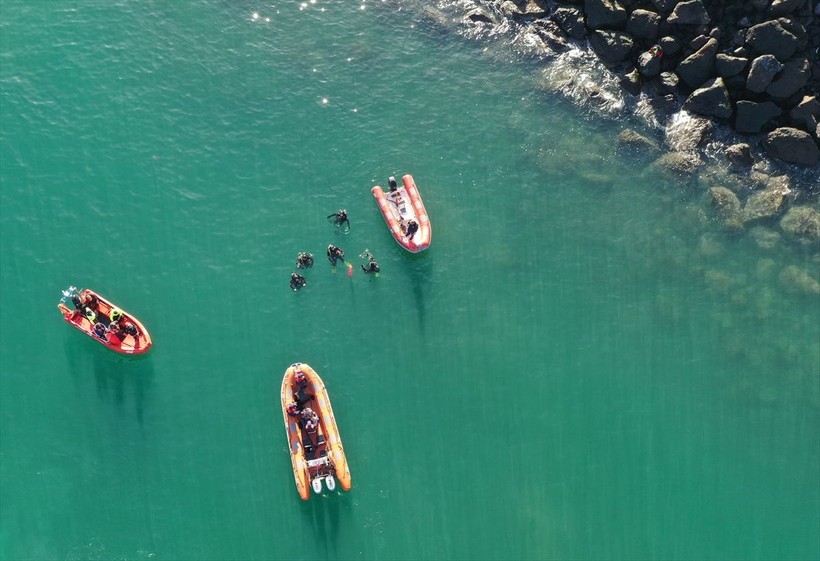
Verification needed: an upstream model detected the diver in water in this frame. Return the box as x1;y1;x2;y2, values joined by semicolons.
360;249;380;275
290;272;307;291
326;244;345;267
296;251;314;269
327;209;350;232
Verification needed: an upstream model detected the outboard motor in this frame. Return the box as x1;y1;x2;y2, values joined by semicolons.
325;475;336;491
388;176;398;191
312;478;323;494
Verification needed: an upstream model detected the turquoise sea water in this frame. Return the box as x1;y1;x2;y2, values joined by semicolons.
1;2;818;560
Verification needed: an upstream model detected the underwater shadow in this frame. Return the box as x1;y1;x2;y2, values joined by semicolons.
299;492;347;560
91;348;155;426
400;249;433;337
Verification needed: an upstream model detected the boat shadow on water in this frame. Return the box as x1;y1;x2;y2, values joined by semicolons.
64;337;155;425
399;249;433;337
300;491;350;559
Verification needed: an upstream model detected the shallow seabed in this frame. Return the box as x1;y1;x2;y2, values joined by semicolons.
0;2;818;561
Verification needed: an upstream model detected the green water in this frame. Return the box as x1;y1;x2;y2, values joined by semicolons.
1;2;818;560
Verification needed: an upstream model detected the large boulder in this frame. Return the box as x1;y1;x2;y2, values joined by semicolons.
768;0;805;16
746;55;784;93
626;9;660;39
658;35;682;57
683;77;732;119
588;30;634;64
667;0;710;25
666;114;712;151
745;20;799;61
584;0;627;29
649;0;677;14
715;54;748;78
656;71;679;94
766;57;811;99
638;49;662;77
763;127;820;167
725;143;754;170
780;206;820;242
735;101;783;134
552;7;587;39
676;37;718;89
619;68;642;95
789;95;820;134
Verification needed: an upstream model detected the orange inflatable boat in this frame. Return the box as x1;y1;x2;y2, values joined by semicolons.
57;286;152;355
280;362;351;500
371;174;431;253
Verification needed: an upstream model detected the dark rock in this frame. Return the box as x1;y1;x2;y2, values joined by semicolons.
644;93;679;121
715;54;748;77
675;37;718;89
667;0;711;25
766;57;811;99
466;6;496;24
745;20;799;61
656;71;679;94
584;0;628;29
638;49;662;77
749;0;771;10
552;7;587;39
688;35;710;52
683;77;733;119
649;0;677;15
588;30;634;64
626;9;660;39
780;206;820;242
658;35;681;57
763;127;820;167
617;128;661;153
746;54;783;93
789;95;820;134
619;68;642;95
735;100;783;133
725;143;754;170
777;18;807;51
768;0;804;15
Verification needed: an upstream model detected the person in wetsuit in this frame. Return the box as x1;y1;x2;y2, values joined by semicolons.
296;252;314;269
326;245;345;267
290;272;307;291
327;209;350;231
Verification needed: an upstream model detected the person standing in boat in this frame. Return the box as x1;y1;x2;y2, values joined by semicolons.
327;209;350;232
402;219;419;239
290;272;307;291
326;244;345;268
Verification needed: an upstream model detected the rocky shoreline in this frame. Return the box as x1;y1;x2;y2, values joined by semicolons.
423;0;819;288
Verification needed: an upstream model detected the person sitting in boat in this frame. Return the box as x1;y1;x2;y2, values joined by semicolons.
327;209;350;231
294;369;307;387
109;308;124;323
121;320;138;339
290;272;307;291
83;307;98;323
388;176;399;191
326;245;345;267
92;322;108;341
286;401;300;416
296;251;314;269
301;408;319;433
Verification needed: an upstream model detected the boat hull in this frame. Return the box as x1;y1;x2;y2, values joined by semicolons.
372;174;431;253
57;289;152;355
280;363;351;500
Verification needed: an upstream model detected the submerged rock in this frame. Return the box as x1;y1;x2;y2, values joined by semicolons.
654;150;703;177
617;128;660;154
779;206;820;242
779;265;820;295
725;143;754;171
743;188;789;223
707;186;743;229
